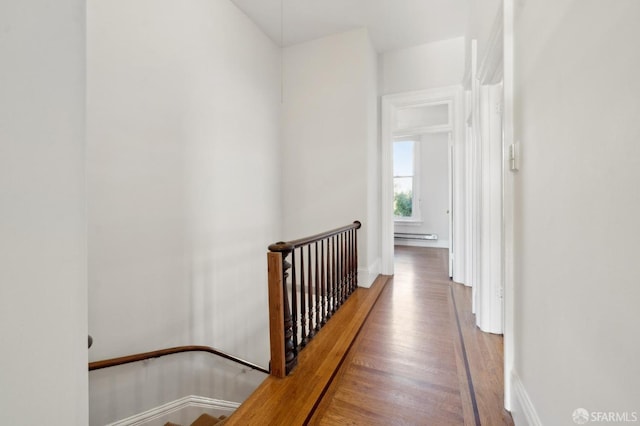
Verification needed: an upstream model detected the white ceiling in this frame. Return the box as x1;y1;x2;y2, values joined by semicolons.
230;0;470;53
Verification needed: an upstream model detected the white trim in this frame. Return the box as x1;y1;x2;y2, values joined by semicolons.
469;40;480;312
393;124;452;137
106;395;240;426
381;96;395;275
503;0;516;411
394;239;449;249
478;6;505;85
393;219;423;225
447;134;454;277
463;91;474;290
394;101;452;131
511;373;542;426
358;257;380;288
451;87;466;283
476;83;504;335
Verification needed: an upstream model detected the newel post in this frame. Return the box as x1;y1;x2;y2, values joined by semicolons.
267;243;297;377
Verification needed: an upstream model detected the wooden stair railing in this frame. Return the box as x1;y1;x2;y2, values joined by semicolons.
225;274;389;425
88;345;269;374
267;220;361;377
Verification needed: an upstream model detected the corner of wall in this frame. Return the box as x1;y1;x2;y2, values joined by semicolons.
358;258;381;288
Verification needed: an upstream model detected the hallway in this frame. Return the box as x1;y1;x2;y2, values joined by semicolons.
309;246;513;425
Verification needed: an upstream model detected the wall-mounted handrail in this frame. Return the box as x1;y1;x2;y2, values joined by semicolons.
88;345;269;374
268;221;361;377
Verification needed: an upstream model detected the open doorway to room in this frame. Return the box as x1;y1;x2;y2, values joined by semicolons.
381;87;464;280
392;132;451;253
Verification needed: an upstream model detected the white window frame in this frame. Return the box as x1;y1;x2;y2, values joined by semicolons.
393;136;421;224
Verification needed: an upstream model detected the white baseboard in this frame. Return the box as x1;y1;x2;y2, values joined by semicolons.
358;257;380;288
107;395;240;426
394;239;450;249
511;372;542;426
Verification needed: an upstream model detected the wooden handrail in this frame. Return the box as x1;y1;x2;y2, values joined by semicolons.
88;345;269;374
268;221;361;252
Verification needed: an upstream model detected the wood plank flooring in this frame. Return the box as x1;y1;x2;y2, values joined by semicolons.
308;246;513;425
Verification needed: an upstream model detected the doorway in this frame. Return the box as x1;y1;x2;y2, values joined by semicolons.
392;132;451;254
381;86;465;279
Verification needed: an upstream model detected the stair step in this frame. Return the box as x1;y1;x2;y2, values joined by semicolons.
191;413;226;426
164;413;227;426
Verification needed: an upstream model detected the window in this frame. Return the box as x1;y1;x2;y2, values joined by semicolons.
393;139;420;221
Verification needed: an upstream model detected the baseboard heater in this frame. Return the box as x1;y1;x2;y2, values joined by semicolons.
394;233;438;241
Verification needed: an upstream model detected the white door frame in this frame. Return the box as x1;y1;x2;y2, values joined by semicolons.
502;0;516;411
473;1;516;410
381;87;464;277
475;83;504;334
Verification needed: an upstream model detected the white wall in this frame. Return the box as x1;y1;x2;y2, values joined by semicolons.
282;28;380;286
394;133;450;248
87;0;281;374
380;37;465;96
512;0;640;423
0;1;87;424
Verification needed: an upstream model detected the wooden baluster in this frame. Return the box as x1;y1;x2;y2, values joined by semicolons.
349;229;355;294
344;231;351;294
342;231;348;303
351;229;358;292
355;230;359;289
349;230;353;293
315;242;321;331
333;235;340;312
333;235;340;311
300;246;307;346
290;249;299;350
336;234;342;309
328;236;334;316
341;233;346;304
281;253;297;373
340;231;345;301
345;232;349;298
353;221;361;289
307;244;315;339
320;239;327;325
348;231;353;293
348;232;352;293
351;229;356;292
343;232;348;298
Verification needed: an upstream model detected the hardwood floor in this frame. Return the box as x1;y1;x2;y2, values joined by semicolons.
308;246;513;425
